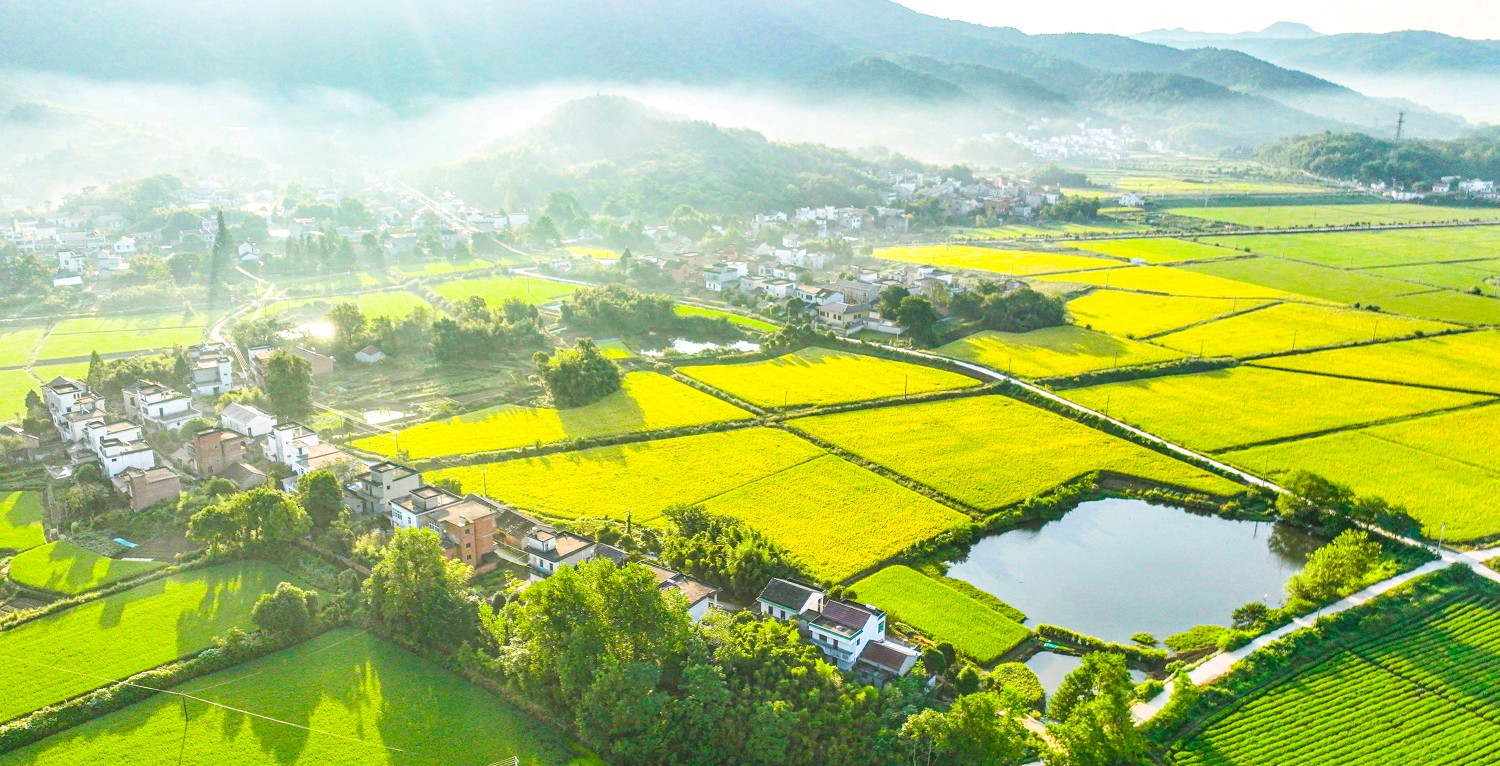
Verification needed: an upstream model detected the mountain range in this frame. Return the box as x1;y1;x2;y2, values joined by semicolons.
0;0;1476;150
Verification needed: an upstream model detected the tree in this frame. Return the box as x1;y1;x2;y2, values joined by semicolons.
534;339;622;407
1275;470;1355;523
297;470;343;532
327;302;368;353
1285;529;1383;605
252;582;320;636
208;210;233;306
367;528;476;648
1045;653;1145;766
896;295;941;346
876;284;910;320
921;646;950;675
901;692;1030;766
262;350;312;420
188;487;310;551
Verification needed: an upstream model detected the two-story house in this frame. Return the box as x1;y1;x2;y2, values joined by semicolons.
220;403;277;439
756;578;918;678
186;343;235;396
42;376;103;442
344;462;425;520
644;563;720;623
187;428;249;477
122;381;199;431
82;419;157;478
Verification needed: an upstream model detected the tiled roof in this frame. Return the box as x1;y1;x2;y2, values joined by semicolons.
857;641;915;673
757;578;820;612
816;600;875;632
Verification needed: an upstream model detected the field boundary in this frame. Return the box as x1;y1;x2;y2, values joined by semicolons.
1242;358;1500;397
1208;396;1500;455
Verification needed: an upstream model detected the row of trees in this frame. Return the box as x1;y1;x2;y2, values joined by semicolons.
534;339;622;407
432;296;545;361
1260;131;1500;187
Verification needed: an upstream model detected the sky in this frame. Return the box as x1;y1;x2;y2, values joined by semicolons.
893;0;1500;39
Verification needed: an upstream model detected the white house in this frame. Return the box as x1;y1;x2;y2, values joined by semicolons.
703;266;740;293
52;276;84;288
756;578;917;677
56;250;85;273
42;376;103;442
112;236;136;255
1118;192;1145;207
186;343;235;396
122;381;198;431
82;419;157;478
645;563;719;623
265;422;348;477
219;402;276;438
354;345;387;364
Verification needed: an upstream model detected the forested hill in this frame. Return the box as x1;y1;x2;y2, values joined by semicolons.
0;0;1467;147
1258;132;1500;186
427;96;925;217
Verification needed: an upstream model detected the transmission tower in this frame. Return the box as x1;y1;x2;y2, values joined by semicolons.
1395;112;1405;140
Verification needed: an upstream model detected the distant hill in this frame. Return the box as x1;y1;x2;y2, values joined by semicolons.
427;96;920;217
1137;23;1324;44
0;0;1471;149
1258;131;1500;186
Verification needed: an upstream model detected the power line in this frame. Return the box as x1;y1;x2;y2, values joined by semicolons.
0;651;500;765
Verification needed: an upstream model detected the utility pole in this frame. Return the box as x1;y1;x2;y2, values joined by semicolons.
1395;112;1406;141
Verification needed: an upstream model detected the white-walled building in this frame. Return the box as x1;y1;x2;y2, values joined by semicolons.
122;381;199;431
219;403;276;438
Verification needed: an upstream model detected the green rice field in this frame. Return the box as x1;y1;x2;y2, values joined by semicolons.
936;326;1184;378
352;372;751;459
0;491;45;553
1154;303;1455;358
0;629;593;766
852;566;1030;663
7;540;165;594
37;313;209;362
1250;330;1500;394
874;245;1120;275
0;370;38;424
430;275;578;306
0;325;47;367
1166;203;1500;227
1062;366;1493;452
0;561;298;724
1368;260;1500;296
674;304;779;332
265;291;436;320
1204;226;1500;269
678;346;980;408
789;395;1241;509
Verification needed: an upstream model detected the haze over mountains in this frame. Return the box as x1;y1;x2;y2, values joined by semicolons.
0;0;1492;202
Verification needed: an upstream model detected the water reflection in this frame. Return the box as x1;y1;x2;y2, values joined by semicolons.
947;498;1324;644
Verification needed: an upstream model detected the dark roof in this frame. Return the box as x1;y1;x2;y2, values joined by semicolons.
593;543;629;565
816;600;876;632
757;578;820;612
857;641;914;673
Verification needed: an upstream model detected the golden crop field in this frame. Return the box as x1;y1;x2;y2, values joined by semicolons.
702;456;970;582
1068;238;1244;264
936;326;1184;378
1067;290;1271;338
1166;204;1500;227
1225;425;1500;541
424;428;826;523
1359;404;1500;474
679;346;980;408
874;245;1120;275
1251;330;1500;394
1155;303;1456;359
1062;367;1493;453
352;372;750;458
788;395;1241;510
1036;265;1312;301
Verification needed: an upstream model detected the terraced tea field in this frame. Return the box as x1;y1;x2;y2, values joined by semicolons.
1068;238;1244;264
1166;203;1500;227
425;428;826;523
1066;291;1271;338
352;372;751;459
1062;367;1493;452
679;346;980;408
7;540;165;594
936;326;1184;378
874;245;1120;275
0;629;592;766
1167;589;1500;765
701;456;970;582
1250;330;1500;394
789;395;1240;510
0;561;297;724
852;566;1030;663
1154;303;1454;358
0;491;45;554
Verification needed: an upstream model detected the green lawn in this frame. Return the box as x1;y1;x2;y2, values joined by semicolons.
7;540;166;594
0;561;298;724
788;395;1240;510
0;491;45;554
0;629;594;766
425;428;827;524
352;372;752;459
674;304;779;332
700;456;969;582
1062;366;1493;453
852;566;1030;663
936;326;1185;378
1250;330;1500;394
678;346;981;408
430;275;578;306
1166;203;1500;227
1154;303;1455;358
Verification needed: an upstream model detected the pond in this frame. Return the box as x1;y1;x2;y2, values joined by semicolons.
1024;651;1147;698
947;498;1324;644
638;338;761;357
363;410;406;426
